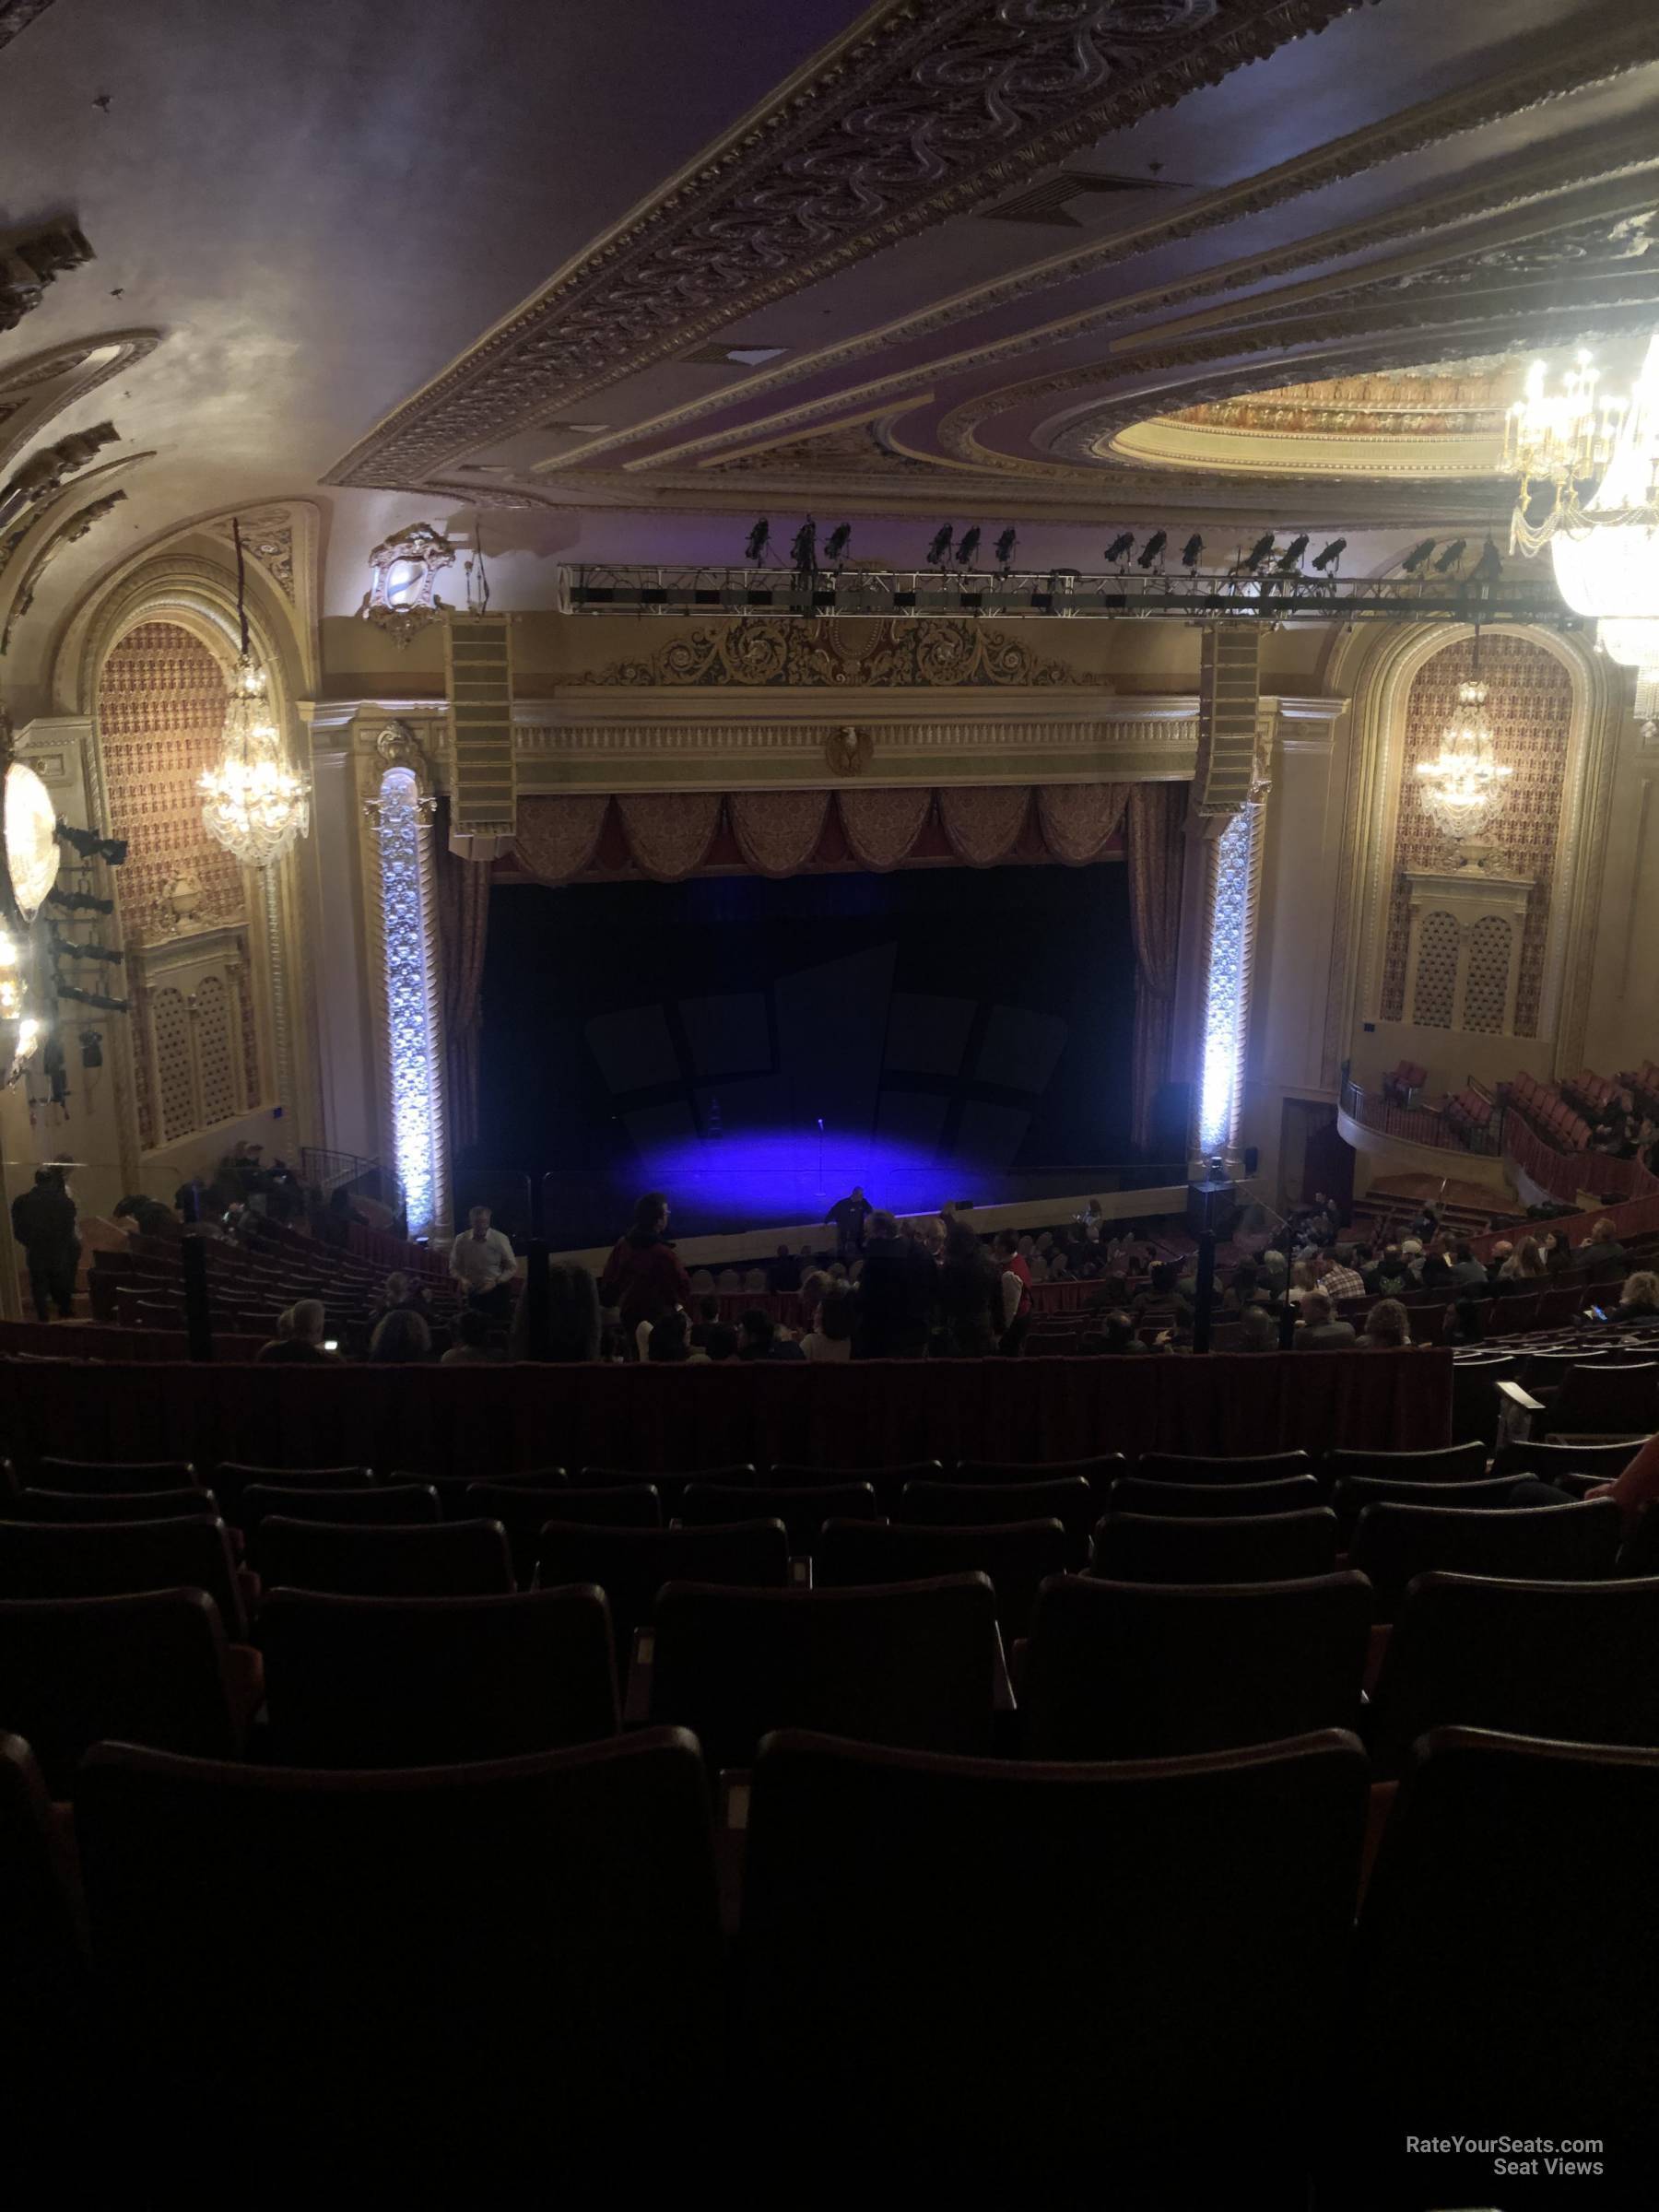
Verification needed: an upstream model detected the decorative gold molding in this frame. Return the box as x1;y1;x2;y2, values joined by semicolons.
0;331;160;474
0;489;126;655
571;618;1106;691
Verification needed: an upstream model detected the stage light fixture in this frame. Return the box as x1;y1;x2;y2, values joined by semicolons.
1233;534;1275;574
1136;531;1167;570
1400;537;1437;575
745;518;771;564
956;525;982;569
1432;538;1467;574
789;517;818;577
1103;531;1134;565
54;819;127;866
925;525;954;570
1309;538;1346;572
994;527;1018;573
1274;534;1310;573
1470;537;1503;582
823;523;852;565
44;886;113;916
1180;534;1204;569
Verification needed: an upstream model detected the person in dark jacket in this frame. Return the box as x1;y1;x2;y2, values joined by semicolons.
736;1309;806;1361
598;1191;691;1342
935;1219;1002;1358
11;1165;79;1323
853;1209;937;1359
113;1193;179;1239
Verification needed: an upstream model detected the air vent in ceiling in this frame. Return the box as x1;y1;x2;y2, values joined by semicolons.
680;342;789;367
980;171;1180;227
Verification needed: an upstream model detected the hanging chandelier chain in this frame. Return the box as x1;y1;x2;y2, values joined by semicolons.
199;512;312;868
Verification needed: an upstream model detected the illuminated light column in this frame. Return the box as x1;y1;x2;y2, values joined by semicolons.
370;759;448;1239
1194;799;1264;1171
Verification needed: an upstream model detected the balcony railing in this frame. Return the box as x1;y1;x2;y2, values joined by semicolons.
1340;1079;1501;1156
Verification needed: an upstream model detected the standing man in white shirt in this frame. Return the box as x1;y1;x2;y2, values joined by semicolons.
448;1205;518;1319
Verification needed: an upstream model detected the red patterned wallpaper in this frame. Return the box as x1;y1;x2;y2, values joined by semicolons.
1380;634;1572;1038
100;620;244;945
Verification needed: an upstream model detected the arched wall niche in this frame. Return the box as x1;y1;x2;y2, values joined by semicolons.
1318;618;1622;1096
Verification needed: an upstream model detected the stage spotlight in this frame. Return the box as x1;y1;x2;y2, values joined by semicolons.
1470;537;1502;583
1432;537;1467;574
1180;533;1205;569
1399;537;1436;575
823;523;852;565
1233;533;1275;574
994;526;1018;573
789;517;818;577
1103;531;1134;565
55;820;129;865
45;887;113;916
955;524;982;568
745;518;771;565
1136;530;1167;570
1309;537;1347;572
925;524;954;570
1274;533;1310;573
55;981;129;1015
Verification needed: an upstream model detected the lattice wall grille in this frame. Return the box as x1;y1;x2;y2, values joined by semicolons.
1463;914;1512;1035
152;986;193;1142
195;975;236;1124
1412;912;1459;1029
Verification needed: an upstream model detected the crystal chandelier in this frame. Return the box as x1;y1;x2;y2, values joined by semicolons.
199;519;311;867
1505;335;1659;679
1415;667;1512;848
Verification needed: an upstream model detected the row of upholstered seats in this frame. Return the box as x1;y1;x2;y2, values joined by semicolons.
5;1717;1656;2193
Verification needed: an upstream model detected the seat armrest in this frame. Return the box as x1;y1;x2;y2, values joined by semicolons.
715;1770;751;1938
623;1627;654;1727
788;1556;812;1587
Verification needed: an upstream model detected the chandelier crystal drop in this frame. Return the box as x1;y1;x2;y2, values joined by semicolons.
1415;677;1512;846
199;519;312;868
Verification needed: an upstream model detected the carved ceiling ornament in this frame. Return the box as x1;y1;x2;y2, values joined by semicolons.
522;28;1659;483
213;508;295;602
571;618;1100;689
0;489;127;656
826;724;875;776
0;448;153;593
324;0;1366;489
0;332;159;477
357;521;455;645
363;721;436;823
710;413;934;477
0;220;91;337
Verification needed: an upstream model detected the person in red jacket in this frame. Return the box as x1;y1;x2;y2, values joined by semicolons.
599;1191;691;1343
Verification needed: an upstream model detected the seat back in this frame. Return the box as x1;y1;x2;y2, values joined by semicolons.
1546;1360;1659;1433
535;1521;790;1656
1331;1473;1524;1539
215;1464;373;1523
1492;1437;1645;1483
1348;1499;1621;1619
466;1482;662;1578
1021;1573;1371;1759
0;1592;240;1794
260;1587;618;1765
740;1727;1367;2186
12;1488;218;1523
769;1462;943;1491
0;1515;247;1638
74;1729;721;2155
1324;1442;1488;1487
1091;1508;1338;1585
816;1519;1067;1639
35;1459;198;1495
1619;1501;1659;1576
256;1517;513;1598
1367;1572;1659;1773
900;1478;1097;1567
1353;1728;1659;2171
1108;1476;1322;1519
953;1455;1126;1488
1132;1452;1314;1486
0;1732;90;2106
579;1463;756;1491
678;1482;878;1553
244;1483;441;1538
649;1575;999;1767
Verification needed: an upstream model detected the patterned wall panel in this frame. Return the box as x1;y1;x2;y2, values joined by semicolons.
1412;912;1459;1030
1463;914;1513;1035
151;985;194;1143
99;620;245;945
194;974;236;1125
1381;636;1571;1036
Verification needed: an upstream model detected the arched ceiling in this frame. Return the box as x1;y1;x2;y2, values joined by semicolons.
2;0;1659;696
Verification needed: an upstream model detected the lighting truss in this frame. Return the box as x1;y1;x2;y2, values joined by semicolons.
557;564;1575;627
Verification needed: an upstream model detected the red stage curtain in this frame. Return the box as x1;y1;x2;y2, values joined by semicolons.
615;794;723;880
1125;783;1187;1152
836;787;933;871
728;792;831;877
1036;782;1131;865
939;786;1031;865
511;794;609;885
434;802;492;1152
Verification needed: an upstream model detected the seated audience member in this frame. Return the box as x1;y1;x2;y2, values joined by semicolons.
648;1312;693;1362
1498;1234;1547;1285
1236;1301;1280;1352
369;1309;432;1364
798;1269;831;1327
1131;1262;1185;1334
1417;1234;1454;1289
256;1299;338;1365
1316;1246;1366;1303
688;1294;722;1350
1047;1250;1075;1284
1397;1236;1424;1280
737;1309;806;1362
701;1324;740;1364
1448;1241;1489;1289
112;1192;178;1239
441;1309;498;1366
1361;1297;1413;1350
369;1269;431;1329
1294;1290;1357;1349
1258;1245;1289;1295
1582;1218;1630;1285
1092;1309;1151;1355
1540;1229;1571;1275
1221;1262;1270;1314
768;1243;803;1294
802;1288;854;1363
449;1204;518;1319
935;1220;1004;1357
854;1211;937;1359
600;1192;692;1336
1363;1245;1411;1297
1286;1258;1315;1308
506;1264;602;1363
1484;1240;1514;1288
1610;1270;1659;1323
1441;1296;1486;1347
1579;1431;1659;1535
